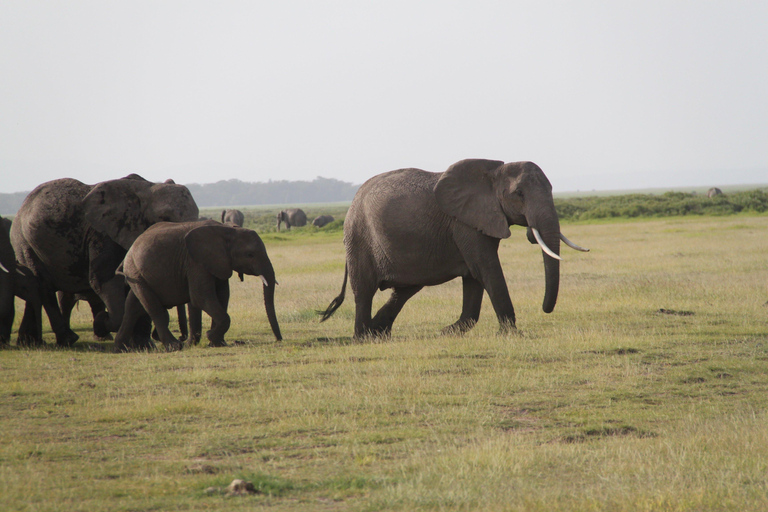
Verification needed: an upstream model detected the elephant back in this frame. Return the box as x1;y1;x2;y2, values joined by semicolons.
11;179;92;283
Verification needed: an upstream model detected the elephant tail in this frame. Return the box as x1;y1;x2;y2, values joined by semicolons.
318;263;347;322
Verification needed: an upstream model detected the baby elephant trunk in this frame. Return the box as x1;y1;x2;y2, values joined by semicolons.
261;266;282;341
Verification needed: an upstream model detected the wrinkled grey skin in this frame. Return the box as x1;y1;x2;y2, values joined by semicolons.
221;209;245;227
276;208;307;231
114;221;282;352
10;174;199;347
1;216;44;344
707;187;723;198
320;159;578;339
312;215;335;228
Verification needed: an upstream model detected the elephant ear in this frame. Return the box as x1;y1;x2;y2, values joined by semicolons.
185;224;234;281
82;179;152;250
433;159;511;239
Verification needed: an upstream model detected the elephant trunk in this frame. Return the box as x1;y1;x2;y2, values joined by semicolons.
261;267;282;341
528;213;561;314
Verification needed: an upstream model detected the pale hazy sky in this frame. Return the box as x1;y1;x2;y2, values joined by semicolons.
1;1;766;194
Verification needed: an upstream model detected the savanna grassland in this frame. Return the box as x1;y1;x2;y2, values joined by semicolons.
1;213;767;511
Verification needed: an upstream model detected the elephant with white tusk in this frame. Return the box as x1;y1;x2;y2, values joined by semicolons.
319;159;589;339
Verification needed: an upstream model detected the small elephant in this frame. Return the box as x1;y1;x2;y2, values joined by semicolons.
1;216;44;345
221;209;245;227
114;220;282;351
320;159;589;339
312;215;335;228
276;208;307;231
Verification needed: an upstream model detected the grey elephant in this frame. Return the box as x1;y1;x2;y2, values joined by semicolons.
10;174;199;347
114;220;282;351
276;208;307;231
1;216;44;344
221;209;245;227
320;159;589;339
707;187;723;198
312;215;335;228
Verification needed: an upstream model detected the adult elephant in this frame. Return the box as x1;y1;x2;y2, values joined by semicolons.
320;159;589;339
1;216;44;344
10;174;199;347
221;209;245;227
312;215;335;228
707;187;723;198
276;208;307;231
114;220;282;351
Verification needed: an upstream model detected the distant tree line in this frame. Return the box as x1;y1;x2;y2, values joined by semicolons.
0;177;360;215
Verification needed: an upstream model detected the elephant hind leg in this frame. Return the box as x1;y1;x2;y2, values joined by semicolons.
113;290;152;352
442;275;484;335
370;285;423;337
129;284;181;351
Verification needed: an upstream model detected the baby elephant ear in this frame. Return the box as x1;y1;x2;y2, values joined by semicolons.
433;159;511;239
185;225;234;281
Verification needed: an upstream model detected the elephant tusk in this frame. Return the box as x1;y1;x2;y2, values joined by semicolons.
531;227;562;261
260;275;269;287
0;261;8;273
560;233;590;252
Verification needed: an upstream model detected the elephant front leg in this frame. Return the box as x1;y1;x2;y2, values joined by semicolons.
442;275;484;335
187;305;203;345
41;290;78;347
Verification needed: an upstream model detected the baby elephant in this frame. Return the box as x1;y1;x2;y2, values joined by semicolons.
312;215;335;228
114;220;282;351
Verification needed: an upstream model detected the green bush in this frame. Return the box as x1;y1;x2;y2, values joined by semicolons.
555;189;768;221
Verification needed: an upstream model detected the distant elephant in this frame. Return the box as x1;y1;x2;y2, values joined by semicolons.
1;216;44;344
707;187;723;198
276;208;307;231
221;209;245;227
320;159;589;339
312;215;335;228
10;174;199;347
114;220;282;351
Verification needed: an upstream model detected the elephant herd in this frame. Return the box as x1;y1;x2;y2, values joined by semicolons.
1;159;589;351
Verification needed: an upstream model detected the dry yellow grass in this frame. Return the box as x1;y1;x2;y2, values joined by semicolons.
1;214;767;511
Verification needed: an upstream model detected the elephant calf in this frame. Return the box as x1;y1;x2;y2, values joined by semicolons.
114;220;282;351
312;215;335;228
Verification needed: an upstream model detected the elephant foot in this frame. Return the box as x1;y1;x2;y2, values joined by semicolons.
93;314;112;339
162;341;183;352
94;333;113;341
128;335;156;352
55;329;79;347
441;319;477;336
207;339;228;348
18;334;45;347
496;321;518;336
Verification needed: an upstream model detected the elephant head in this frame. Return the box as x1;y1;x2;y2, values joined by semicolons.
185;224;282;341
83;176;200;250
434;159;587;314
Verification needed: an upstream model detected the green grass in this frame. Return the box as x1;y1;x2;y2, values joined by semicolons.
2;214;768;511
